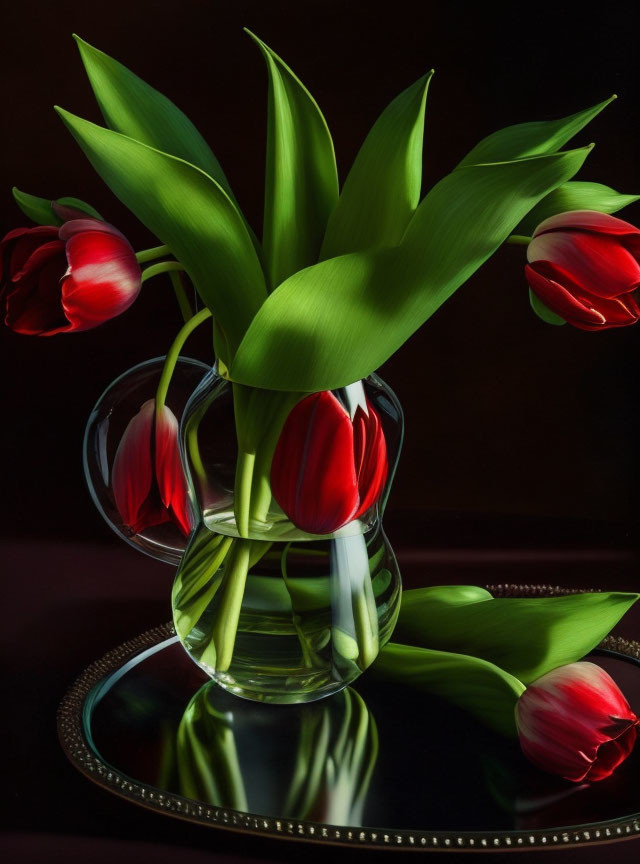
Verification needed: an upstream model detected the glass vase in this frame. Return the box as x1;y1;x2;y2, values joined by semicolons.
172;366;403;703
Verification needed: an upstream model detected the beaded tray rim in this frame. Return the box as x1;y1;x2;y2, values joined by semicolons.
57;584;640;852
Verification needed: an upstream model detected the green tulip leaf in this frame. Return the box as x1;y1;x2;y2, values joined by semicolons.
73;35;233;198
320;71;433;260
12;188;59;225
246;29;338;289
394;587;639;684
12;187;101;225
458;95;615;166
515;181;640;236
373;642;525;737
529;288;566;325
56;109;267;359
230;146;591;391
73;35;262;258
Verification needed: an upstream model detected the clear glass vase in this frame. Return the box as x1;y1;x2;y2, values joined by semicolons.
172;367;403;703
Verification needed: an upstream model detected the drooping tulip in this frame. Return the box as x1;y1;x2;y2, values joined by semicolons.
525;210;640;330
0;217;141;335
270;390;388;534
516;661;638;782
112;400;191;537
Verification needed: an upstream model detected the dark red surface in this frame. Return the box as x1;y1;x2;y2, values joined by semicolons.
2;533;638;862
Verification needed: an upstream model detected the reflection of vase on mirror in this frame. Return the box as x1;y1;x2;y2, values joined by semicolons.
176;682;378;826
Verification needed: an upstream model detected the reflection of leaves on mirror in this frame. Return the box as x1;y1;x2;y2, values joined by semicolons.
285;688;378;826
177;685;248;810
174;683;377;825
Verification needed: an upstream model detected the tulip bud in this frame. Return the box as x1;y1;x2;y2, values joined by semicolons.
112;400;191;537
0;217;141;335
525;210;640;330
270;389;388;534
516;661;638;782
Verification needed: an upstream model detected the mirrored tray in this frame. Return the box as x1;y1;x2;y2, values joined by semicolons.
58;587;640;852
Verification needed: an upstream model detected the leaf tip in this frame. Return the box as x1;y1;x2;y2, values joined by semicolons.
54;105;76;128
72;33;89;51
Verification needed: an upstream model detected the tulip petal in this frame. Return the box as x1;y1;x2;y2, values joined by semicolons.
525;262;639;329
516;662;639;782
112;400;169;534
1;226;59;281
61;229;141;330
353;400;388;518
11;239;65;280
58;217;127;242
271;390;359;534
527;230;640;299
586;725;637;781
155;405;191;536
533;209;640;240
4;257;69;335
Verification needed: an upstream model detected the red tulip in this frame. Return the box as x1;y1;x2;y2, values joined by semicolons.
525;210;640;330
112;400;191;537
516;661;638;782
271;390;388;534
0;218;141;335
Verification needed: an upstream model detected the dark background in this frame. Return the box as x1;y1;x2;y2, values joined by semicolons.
1;3;640;862
1;0;639;552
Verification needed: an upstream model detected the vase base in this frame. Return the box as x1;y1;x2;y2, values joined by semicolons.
212;669;350;704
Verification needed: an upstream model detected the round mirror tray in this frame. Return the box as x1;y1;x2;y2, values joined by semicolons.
58;600;640;852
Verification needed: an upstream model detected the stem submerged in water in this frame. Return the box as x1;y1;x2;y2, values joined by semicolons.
210;539;252;672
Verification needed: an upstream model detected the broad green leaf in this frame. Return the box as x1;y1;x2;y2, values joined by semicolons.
56;109;267;358
73;35;234;198
246;29;338;288
230;146;591;391
320;72;433;260
12;188;59;224
516;181;640;236
373;642;525;737
529;288;566;325
74;35;263;263
394;587;639;684
458;95;615;166
12;187;101;225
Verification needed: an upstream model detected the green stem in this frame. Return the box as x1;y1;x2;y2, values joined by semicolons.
281;542;318;670
170;271;193;323
135;244;171;263
234;450;256;538
155;308;212;414
353;580;379;671
506;234;532;245
210;539;252;671
141;260;185;283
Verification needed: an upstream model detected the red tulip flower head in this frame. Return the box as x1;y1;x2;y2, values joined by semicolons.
112;400;191;537
526;210;640;330
0;217;141;335
271;389;388;534
516;661;638;782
